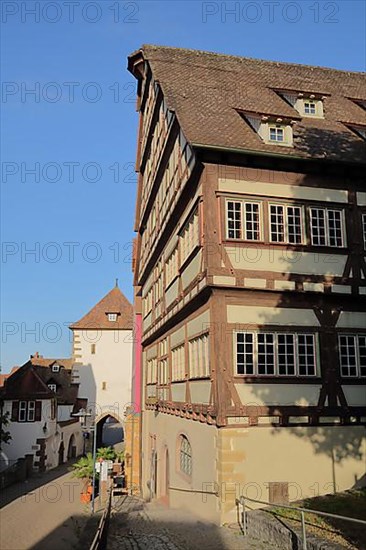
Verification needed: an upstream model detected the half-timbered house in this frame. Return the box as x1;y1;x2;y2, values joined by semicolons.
128;45;366;523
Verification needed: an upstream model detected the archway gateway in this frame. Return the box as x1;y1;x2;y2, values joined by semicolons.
95;414;124;448
67;434;76;459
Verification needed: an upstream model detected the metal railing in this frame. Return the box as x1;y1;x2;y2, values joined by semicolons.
236;495;366;550
89;489;113;550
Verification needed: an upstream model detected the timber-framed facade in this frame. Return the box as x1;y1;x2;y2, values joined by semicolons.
128;45;366;523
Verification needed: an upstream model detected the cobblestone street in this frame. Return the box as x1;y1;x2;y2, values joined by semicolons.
107;496;279;550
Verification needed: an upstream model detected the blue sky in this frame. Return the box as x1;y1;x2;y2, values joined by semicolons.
1;0;365;371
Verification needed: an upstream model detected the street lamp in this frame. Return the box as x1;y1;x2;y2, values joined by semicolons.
72;408;97;514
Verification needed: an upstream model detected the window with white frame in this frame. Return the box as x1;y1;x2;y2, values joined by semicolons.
159;338;168;356
280;93;324;118
158;359;169;386
339;335;366;378
166;247;179;287
172;344;185;381
18;400;36;422
236;332;317;376
243;114;293;146
154;261;163;305
310;208;345;247
304;101;316;115
52;364;60;372
143;287;153;317
179;435;192;476
188;333;209;378
146;357;157;384
19;401;27;422
269;125;284;143
226;200;261;240
257;333;275;375
48;384;57;392
107;313;118;322
269;204;303;244
180;209;199;264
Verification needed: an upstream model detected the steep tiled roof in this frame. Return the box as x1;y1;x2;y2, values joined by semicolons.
128;45;366;164
30;355;74;370
0;367;19;387
70;286;133;330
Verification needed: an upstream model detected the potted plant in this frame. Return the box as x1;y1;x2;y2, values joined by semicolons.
96;446;116;461
71;453;96;502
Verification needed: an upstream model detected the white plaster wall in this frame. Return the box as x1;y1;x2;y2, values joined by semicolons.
74;328;133;422
45;421;83;469
4;399;56;462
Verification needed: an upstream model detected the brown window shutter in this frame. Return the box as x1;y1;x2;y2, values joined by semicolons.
11;401;19;421
35;401;42;422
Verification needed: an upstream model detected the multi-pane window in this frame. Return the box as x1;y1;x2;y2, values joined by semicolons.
48;384;57;392
310;208;344;247
227;201;242;239
339;335;366;377
52;364;60;372
158;359;169;385
304;101;316;115
277;334;296;375
269;204;303;244
18;400;36;422
180;209;199;264
226;201;261;240
143;287;153;317
257;333;275;375
19;401;27;422
188;334;210;378
179;435;192;476
236;333;254;375
297;334;316;376
166;248;179;287
172;344;185;381
154;261;164;305
235;332;317;376
245;203;261;240
269;126;284;142
146;358;157;384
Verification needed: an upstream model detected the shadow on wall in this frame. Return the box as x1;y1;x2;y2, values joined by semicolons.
224;166;365;491
73;362;96;416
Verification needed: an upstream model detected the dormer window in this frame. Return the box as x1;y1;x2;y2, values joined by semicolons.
304;101;316;115
107;313;118;322
348;125;366;140
278;91;325;118
269;126;284;143
48;383;57;392
52;364;60;373
243;113;293;147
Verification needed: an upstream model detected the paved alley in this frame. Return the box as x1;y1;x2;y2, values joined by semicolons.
107;496;279;550
0;466;89;550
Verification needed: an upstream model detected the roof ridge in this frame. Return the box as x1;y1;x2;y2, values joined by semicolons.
142;44;366;76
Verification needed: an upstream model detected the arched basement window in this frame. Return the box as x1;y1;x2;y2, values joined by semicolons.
179;435;192;477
